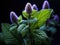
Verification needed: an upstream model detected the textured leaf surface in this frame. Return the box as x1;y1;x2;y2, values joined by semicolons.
1;23;23;45
31;9;53;28
32;29;48;45
17;24;29;37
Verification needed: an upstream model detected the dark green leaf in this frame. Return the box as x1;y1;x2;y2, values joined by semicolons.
47;27;56;34
1;23;23;45
0;32;4;42
32;29;48;44
21;18;37;24
10;25;24;45
17;24;29;37
17;24;26;32
20;25;29;37
39;24;47;31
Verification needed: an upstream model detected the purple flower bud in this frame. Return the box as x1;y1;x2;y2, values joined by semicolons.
42;0;50;9
53;15;59;22
32;4;38;11
47;19;55;25
10;11;18;23
25;3;32;14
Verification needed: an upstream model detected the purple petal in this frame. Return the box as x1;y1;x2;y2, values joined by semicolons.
25;3;32;14
10;11;18;23
32;4;38;11
53;15;59;22
42;0;50;9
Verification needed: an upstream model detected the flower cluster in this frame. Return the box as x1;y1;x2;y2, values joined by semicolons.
9;0;59;40
10;0;59;24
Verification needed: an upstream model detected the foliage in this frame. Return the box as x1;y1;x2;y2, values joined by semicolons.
0;1;60;45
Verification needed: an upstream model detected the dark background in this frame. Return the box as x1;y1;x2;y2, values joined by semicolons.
1;0;60;45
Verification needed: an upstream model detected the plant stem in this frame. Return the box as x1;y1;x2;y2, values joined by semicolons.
28;14;33;45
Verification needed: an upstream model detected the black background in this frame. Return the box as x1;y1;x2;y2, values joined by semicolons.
1;0;60;45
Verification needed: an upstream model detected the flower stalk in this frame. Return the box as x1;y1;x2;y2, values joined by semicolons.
25;3;34;45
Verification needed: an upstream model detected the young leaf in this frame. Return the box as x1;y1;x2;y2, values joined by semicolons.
22;10;37;19
31;9;53;28
31;10;37;18
22;11;29;19
18;15;22;24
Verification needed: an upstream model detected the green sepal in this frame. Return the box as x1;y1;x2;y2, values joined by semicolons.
22;11;29;19
22;10;37;19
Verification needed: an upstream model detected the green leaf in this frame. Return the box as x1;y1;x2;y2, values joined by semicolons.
20;25;29;37
32;29;49;45
0;32;6;45
33;30;48;39
17;24;28;37
31;9;53;28
0;32;4;42
17;24;26;32
1;23;23;45
22;10;37;19
18;15;22;24
39;24;47;31
28;18;37;24
9;25;24;45
47;27;56;34
31;10;37;18
21;18;37;24
22;11;29;19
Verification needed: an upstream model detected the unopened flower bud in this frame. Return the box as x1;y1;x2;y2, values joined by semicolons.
10;11;18;24
42;0;50;9
32;4;38;11
53;15;59;22
25;3;32;14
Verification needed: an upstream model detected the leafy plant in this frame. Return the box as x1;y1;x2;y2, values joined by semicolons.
0;0;60;45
